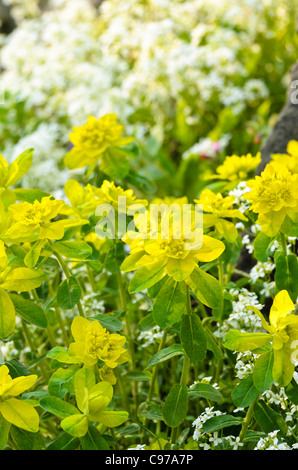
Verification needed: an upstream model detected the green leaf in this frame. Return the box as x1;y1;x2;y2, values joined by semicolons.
223;329;271;352
180;313;207;364
253;350;274;393
10;294;47;329
104;242;125;274
253;232;274;262
57;276;81;310
186;266;223;309
0;288;15;338
46;346;81;364
1;268;45;292
280;214;298;237
163;384;188;428
152;277;186;328
80;425;110;450
138;401;163;421
285;379;298;405
0;415;11;450
202;415;243;433
61;413;89;438
91;313;123;332
39;396;80;419
275;253;298;302
231;375;259;408
100;147;130;179
53;241;92;260
13;188;50;204
125;371;152;382
48;366;78;399
145;344;184;370
24;240;45;268
10;425;45;450
205;329;224;360
188;384;223;403
254;401;287;437
129;262;166;294
47;433;80;450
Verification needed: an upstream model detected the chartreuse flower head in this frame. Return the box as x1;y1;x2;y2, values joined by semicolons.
243;161;298;237
224;290;298;387
68;316;129;369
194;189;248;243
0;149;33;190
213;152;261;185
4;196;87;243
0;365;39;433
271;140;298;175
64;114;134;178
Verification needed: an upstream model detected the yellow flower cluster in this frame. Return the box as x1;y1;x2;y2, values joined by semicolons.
243;161;298;237
214;152;261;183
64;114;134;170
68;316;129;369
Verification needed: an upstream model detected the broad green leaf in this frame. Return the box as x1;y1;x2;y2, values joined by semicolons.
253;232;274;262
24;239;45;268
46;346;81;364
0;288;16;338
253;350;274;393
0;415;11;450
10;293;47;329
275;253;298;302
53;241;92;260
10;425;45;450
145;344;184;370
39;396;80;419
223;329;271;352
186;266;223;309
91;313;123;332
205;329;224;360
129;261;166;294
125;371;152;382
162;384;188;428
61;413;89;438
7;149;33;187
280;214;298;237
202;415;243;433
180;314;207;364
138;401;163;421
80;425;110;450
285;379;298;405
13;188;50;204
254;401;287;437
48;366;79;399
96;410;128;428
57;276;81;310
153;277;186;328
188;384;223;403
231;375;259;408
0;398;39;432
74;368;95;414
47;433;80;451
1;268;45;292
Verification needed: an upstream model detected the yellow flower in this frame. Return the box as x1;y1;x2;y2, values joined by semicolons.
194;189;247;242
5;196;87;242
272;140;298;175
63;179;100;219
0;365;39;432
68;316;129;368
94;180;148;213
121;201;225;285
243;161;298;237
249;290;298;386
214;152;261;183
64;114;134;171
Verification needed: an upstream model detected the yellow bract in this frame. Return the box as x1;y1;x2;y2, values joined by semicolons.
64;113;134;170
214;152;261;183
271;140;298;175
243;161;298;237
4;196;86;241
194;189;247;242
249;290;298;386
68;316;129;368
0;365;39;432
94;180;148;213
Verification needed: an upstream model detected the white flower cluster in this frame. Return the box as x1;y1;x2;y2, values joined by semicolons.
0;0;294;191
137;325;164;349
229;182;251;215
254;431;293;450
215;287;263;339
250;260;275;284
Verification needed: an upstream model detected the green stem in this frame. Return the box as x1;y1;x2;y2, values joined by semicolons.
280;232;288;256
21;319;48;382
239;394;260;443
48;240;85;317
